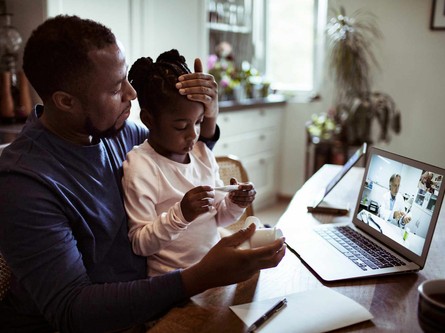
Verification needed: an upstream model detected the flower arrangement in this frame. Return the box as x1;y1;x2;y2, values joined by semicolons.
306;108;341;141
208;41;269;101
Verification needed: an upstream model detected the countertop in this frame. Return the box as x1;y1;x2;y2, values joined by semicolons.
219;94;287;112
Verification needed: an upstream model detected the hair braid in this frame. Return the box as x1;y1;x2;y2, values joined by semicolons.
129;49;191;116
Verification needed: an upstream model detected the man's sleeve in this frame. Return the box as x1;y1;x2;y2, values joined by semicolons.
199;125;220;151
0;174;187;333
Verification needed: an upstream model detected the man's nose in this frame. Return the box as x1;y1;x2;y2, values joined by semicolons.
124;79;137;101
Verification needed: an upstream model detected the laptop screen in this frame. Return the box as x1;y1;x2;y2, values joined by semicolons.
323;143;367;199
353;147;445;263
310;143;367;210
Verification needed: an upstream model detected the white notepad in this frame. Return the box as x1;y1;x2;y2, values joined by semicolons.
230;287;373;333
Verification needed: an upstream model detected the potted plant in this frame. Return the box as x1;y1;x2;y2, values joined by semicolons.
325;6;401;145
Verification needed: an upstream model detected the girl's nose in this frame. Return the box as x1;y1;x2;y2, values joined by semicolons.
187;128;198;140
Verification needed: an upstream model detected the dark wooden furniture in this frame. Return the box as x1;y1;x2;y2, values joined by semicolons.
146;165;445;332
305;126;368;180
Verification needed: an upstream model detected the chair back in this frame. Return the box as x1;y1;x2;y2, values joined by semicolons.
216;155;254;232
0;252;11;301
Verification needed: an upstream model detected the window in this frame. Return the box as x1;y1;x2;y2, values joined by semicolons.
263;0;327;98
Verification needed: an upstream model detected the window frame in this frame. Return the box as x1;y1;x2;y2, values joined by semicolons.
257;0;327;102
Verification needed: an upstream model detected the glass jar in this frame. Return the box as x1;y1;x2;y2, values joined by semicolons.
0;13;22;73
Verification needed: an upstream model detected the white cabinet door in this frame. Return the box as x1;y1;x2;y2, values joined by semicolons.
214;106;284;210
244;151;277;211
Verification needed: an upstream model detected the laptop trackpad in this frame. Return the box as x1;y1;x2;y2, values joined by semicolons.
289;230;362;281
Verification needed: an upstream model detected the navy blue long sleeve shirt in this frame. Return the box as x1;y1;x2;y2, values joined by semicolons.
0;106;218;332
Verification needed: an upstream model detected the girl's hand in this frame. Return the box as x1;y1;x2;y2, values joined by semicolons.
181;185;215;222
228;178;256;208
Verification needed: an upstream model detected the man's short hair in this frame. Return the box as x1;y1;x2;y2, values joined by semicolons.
23;15;116;101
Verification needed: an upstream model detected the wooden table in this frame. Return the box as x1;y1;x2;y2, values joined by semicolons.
147;165;445;332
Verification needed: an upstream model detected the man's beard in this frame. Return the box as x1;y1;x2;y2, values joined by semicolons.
85;117;124;143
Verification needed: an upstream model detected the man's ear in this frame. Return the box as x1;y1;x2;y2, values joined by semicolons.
140;108;155;129
51;91;76;112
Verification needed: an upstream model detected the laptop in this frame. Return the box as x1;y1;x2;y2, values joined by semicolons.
290;146;445;281
307;143;367;215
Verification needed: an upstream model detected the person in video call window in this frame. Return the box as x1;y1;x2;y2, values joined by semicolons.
379;173;411;227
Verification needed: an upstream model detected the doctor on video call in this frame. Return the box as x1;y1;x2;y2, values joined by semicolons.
379;173;411;227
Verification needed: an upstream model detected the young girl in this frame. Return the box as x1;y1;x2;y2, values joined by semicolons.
123;49;256;276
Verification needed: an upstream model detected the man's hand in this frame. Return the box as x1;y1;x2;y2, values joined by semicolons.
395;210;411;226
181;224;286;297
176;58;218;119
402;215;411;224
181;186;215;222
394;210;404;221
228;177;256;208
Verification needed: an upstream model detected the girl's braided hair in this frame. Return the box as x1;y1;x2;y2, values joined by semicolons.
129;49;191;115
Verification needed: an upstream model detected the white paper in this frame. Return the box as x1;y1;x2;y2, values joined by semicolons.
230;287;373;333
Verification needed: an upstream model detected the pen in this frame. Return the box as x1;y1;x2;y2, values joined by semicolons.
247;297;287;332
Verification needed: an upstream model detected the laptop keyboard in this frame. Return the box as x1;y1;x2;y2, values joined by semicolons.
316;226;406;271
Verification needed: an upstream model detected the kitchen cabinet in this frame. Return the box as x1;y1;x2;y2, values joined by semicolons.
207;0;254;66
214;101;285;210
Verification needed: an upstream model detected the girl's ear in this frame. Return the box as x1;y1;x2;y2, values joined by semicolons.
140;108;155;129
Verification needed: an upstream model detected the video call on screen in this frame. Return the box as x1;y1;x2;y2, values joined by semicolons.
357;154;443;256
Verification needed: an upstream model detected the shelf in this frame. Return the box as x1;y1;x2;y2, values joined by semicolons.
207;22;251;33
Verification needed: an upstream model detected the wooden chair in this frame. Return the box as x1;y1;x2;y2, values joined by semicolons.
0;252;11;301
216;155;254;233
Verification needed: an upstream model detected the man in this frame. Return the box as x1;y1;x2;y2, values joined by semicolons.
0;15;285;332
379;174;411;227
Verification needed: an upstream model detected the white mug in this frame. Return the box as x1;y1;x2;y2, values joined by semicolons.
250;227;284;248
239;216;284;249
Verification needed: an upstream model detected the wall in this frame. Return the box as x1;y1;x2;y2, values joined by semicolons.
279;0;445;197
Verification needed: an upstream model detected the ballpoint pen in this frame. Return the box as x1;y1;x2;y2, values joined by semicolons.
247;297;287;333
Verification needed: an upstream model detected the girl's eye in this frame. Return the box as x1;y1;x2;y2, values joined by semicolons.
174;124;187;131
